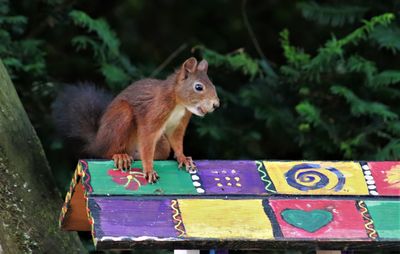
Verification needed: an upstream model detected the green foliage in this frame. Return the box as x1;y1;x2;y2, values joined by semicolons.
375;139;400;160
295;101;321;126
330;85;398;120
370;25;400;53
372;70;400;86
346;55;377;84
194;45;261;79
195;10;400;160
339;13;394;45
70;10;139;91
298;1;400;54
70;10;120;57
297;2;369;27
0;0;46;79
277;12;400;159
280;29;310;67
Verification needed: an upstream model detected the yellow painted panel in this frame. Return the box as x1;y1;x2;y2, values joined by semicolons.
264;161;369;195
178;199;273;239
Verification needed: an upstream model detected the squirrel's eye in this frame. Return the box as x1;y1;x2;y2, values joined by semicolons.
194;83;204;92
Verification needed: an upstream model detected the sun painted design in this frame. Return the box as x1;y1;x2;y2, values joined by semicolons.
384;165;400;189
108;168;147;190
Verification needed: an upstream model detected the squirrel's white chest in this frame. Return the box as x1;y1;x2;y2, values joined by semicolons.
164;105;186;133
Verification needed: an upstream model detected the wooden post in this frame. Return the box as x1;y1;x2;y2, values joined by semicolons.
0;59;84;253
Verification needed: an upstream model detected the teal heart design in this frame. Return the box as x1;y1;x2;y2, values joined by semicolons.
281;209;333;233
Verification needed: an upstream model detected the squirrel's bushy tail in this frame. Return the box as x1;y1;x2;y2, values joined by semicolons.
52;83;113;145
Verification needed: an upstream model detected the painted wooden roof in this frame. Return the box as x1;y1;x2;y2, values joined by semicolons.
59;160;400;250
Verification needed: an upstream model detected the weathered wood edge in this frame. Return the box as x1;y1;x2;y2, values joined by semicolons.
59;161;82;227
87;194;400;200
89;196;399;249
95;239;400;250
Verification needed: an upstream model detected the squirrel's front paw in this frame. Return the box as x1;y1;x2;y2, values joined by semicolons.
177;156;197;172
112;153;133;171
145;169;159;183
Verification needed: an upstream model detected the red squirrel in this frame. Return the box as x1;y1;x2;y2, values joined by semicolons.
53;57;219;183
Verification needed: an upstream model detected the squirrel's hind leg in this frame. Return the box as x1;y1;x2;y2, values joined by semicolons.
112;153;133;171
94;99;136;170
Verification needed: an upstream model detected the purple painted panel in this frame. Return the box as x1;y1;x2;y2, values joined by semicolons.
90;197;177;239
195;160;265;194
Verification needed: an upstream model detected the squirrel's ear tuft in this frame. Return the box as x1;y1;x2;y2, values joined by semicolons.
183;57;198;73
177;57;198;81
197;59;208;72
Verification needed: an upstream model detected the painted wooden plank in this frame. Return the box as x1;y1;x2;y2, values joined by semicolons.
59;159;400;250
263;161;369;195
363;200;400;239
86;160;198;195
95;239;399;250
366;162;400;196
78;160;400;196
177;199;275;239
194;161;267;194
268;199;369;239
88;196;400;250
88;197;179;240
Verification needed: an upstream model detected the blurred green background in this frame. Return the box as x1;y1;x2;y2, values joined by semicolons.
2;0;399;188
1;0;399;253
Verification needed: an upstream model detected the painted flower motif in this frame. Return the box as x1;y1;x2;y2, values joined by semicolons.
108;168;147;190
385;165;400;189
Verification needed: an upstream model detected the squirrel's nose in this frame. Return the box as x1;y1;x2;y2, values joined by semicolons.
213;100;220;109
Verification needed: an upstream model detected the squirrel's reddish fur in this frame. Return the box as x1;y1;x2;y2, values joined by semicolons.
53;57;219;182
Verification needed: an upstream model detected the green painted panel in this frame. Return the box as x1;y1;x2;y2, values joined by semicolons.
86;160;198;195
364;200;400;239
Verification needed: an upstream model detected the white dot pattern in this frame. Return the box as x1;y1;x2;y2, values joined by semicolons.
361;162;379;196
190;167;204;194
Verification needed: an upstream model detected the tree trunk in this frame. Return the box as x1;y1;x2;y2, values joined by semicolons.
0;59;85;253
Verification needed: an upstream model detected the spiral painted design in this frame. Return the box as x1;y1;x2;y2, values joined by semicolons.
171;200;185;237
358;201;378;240
285;163;345;191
